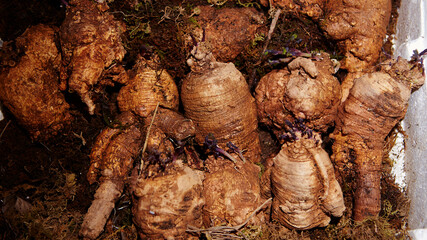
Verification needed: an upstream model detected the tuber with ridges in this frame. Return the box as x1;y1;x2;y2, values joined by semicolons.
331;56;425;221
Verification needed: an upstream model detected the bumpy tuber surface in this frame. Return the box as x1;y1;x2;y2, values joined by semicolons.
59;0;126;114
320;0;391;72
185;6;266;62
150;108;195;142
117;56;179;118
255;53;341;136
271;131;345;229
81;112;143;239
331;57;424;221
202;156;263;227
262;0;391;72
261;0;325;20
132;160;204;240
0;24;72;141
141;122;175;172
182;41;261;162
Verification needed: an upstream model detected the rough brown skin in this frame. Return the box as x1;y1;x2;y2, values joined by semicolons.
202;156;263;227
270;132;345;229
331;57;424;221
185;6;266;62
182;42;261;162
83;109;193;238
320;0;392;72
82;52;183;238
181;41;263;227
141;122;175;175
151;108;196;141
81;112;144;239
265;0;391;73
117;56;179;118
59;0;126;114
262;0;325;20
132;160;204;240
0;24;72;141
339;71;365;103
255;53;341;136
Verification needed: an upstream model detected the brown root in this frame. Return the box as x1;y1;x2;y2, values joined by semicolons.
132;160;204;240
320;0;392;72
81;112;143;239
255;53;341;135
182;50;261;162
268;0;326;20
149;108;195;141
271;132;344;229
184;6;266;62
79;179;122;239
332;57;424;221
202;157;264;227
0;24;72;141
117;55;179;118
187;198;272;239
59;0;126;114
87;112;143;184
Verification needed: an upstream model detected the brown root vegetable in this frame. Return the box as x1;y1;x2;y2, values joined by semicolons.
264;0;390;71
117;56;179;118
185;6;266;62
84;107;194;238
0;24;72;141
331;57;424;221
59;0;126;114
260;157;274;200
132;160;204;240
320;0;391;72
181;41;261;162
81;112;143;239
202;157;263;226
264;0;326;20
141;123;175;174
271;131;345;229
339;71;365;103
255;53;341;136
150;108;196;141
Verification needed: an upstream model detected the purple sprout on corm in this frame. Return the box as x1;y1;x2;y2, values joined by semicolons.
204;134;237;163
226;142;246;163
411;48;427;65
265;49;284;56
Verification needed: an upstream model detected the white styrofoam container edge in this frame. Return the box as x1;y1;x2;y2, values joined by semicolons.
394;0;427;238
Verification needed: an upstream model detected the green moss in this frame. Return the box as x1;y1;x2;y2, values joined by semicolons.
255;162;265;179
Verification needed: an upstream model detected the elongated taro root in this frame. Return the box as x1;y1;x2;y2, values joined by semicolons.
271;131;345;229
255;53;341;136
0;24;72;141
331;57;424;221
185;6;266;62
203;156;263;227
181;41;261;162
132;160;204;239
60;0;126;114
117;55;179;118
320;0;391;72
81;112;143;239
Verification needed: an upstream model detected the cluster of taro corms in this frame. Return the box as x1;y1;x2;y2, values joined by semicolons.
279;118;317;144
